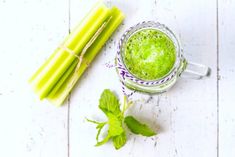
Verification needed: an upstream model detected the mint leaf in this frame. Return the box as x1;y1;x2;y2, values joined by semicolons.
113;132;126;150
124;116;156;137
88;90;125;148
99;89;121;116
94;114;124;147
108;113;124;136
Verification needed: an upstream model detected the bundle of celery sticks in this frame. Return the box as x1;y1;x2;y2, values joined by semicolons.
29;2;124;106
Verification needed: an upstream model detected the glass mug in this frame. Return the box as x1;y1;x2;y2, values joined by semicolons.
116;21;210;93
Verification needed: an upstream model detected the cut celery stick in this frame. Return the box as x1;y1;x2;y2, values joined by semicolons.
46;17;111;98
36;6;110;99
29;47;59;83
30;4;111;99
48;59;78;97
29;1;103;83
30;3;107;87
47;7;124;106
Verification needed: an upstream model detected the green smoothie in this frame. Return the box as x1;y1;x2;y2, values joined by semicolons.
123;29;176;80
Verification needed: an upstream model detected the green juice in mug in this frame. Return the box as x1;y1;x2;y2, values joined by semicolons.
117;22;210;93
123;29;176;80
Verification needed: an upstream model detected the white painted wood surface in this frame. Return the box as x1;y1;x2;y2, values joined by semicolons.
0;0;69;156
219;0;235;156
0;0;233;157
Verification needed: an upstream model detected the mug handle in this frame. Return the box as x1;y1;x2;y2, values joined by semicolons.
180;61;211;79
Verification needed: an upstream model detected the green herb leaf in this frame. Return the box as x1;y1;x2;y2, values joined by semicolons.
124;116;156;137
113;132;126;150
94;114;124;147
108;113;124;136
99;89;121;116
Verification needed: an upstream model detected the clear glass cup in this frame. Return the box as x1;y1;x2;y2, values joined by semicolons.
116;21;210;93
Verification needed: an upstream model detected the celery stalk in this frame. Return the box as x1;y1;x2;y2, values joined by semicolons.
29;1;103;83
30;4;111;99
47;59;78;97
47;7;124;106
29;47;59;83
38;6;110;99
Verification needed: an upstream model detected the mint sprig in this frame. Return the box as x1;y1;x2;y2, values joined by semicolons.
87;89;157;149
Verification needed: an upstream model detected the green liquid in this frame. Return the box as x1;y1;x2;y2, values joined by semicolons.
123;29;176;80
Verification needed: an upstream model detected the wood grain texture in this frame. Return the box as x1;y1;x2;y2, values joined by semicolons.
219;0;235;156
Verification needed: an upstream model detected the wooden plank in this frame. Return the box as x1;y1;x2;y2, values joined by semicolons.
153;0;218;156
0;0;69;156
69;0;217;157
218;0;235;156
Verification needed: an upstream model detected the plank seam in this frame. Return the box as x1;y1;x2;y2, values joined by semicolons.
216;0;220;156
68;0;71;34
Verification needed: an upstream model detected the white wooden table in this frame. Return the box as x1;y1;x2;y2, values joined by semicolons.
0;0;234;156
